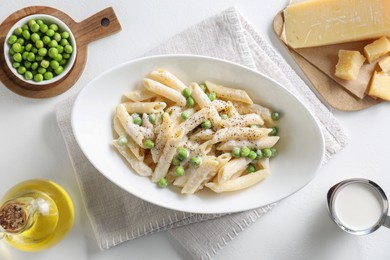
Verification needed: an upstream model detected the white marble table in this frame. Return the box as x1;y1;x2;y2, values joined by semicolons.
1;1;389;259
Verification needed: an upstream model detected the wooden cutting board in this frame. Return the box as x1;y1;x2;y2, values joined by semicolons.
273;11;380;111
0;6;121;98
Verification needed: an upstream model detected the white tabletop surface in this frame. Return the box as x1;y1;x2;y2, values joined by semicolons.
1;1;390;259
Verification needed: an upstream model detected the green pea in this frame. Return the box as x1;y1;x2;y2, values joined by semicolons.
53;32;61;42
9;49;15;55
25;43;32;51
247;164;256;173
232;147;241;158
64;45;73;54
50;60;60;70
181;111;189;120
24;61;31;69
49;24;59;31
44;71;53;80
36;55;43;62
34;73;43;82
133;115;142;126
199;83;206;92
175;166;185;177
177;147;188;161
49;40;58;48
256;149;263;159
208;92;217;101
61;31;70;39
36;19;44;26
149;114;156;124
118;136;128;147
158;178;168;188
182;87;191;98
24;71;33;80
269;127;278;136
59;59;67;66
21;25;29;31
172;156;181;166
13;53;22;62
271;111;281;121
31;47;38;54
17;66;26;74
27;52;35;62
270;148;278;158
12;43;22;53
35;40;44;49
190;156;201;167
16;38;24;45
56;45;64;54
46;29;55;37
8;35;17;45
42;36;51;44
144;139;154;149
40;60;50;68
22;52;29;60
262;148;272;158
14;27;22;36
221;114;228;120
12;62;20;68
40;24;48;33
201;119;211;129
22;30;30;40
62;53;70;59
186;96;195;107
251;125;261;129
55;53;63;62
240;147;250;157
37;67;46;74
248;150;257;160
31;23;40;33
48;47;58;59
38;47;47;57
28;19;36;28
31;62;38;71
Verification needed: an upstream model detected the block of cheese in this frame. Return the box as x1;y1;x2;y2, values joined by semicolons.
378;56;390;72
335;50;366;81
284;0;390;48
363;37;390;63
368;71;390;100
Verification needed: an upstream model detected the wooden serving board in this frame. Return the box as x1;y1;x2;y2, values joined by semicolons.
0;6;122;98
273;11;380;111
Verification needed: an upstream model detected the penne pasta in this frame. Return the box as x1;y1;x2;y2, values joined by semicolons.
205;81;253;104
124;88;156;101
151;113;174;163
149;69;187;92
122;101;166;114
219;113;264;128
190;82;211;108
143;78;186;107
217;136;280;151
180;107;209;135
206;169;269;193
189;129;214;142
217;157;252;184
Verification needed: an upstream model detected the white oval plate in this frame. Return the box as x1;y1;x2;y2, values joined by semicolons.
72;55;325;214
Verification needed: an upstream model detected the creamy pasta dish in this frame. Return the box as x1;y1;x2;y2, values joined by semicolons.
112;69;280;194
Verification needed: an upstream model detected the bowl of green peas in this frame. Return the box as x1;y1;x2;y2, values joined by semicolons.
4;14;77;85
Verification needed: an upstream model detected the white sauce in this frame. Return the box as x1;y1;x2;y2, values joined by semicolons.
334;183;383;231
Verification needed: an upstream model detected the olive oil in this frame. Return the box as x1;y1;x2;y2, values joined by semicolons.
0;179;74;252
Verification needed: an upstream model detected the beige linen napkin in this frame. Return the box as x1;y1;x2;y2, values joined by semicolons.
56;7;348;260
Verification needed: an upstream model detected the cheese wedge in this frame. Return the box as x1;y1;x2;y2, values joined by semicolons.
335;50;366;81
378;56;390;72
368;71;390;100
363;37;390;63
284;0;390;48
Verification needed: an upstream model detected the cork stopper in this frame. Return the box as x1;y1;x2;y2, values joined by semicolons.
0;201;28;233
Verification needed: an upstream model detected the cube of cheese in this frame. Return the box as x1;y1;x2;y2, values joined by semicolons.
368;71;390;100
363;37;390;63
378;56;390;72
335;50;366;81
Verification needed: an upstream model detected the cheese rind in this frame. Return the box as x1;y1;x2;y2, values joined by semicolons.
284;0;390;48
363;37;390;63
368;71;390;100
335;50;366;81
378;56;390;72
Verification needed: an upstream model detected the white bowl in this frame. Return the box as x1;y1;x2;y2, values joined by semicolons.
72;55;325;214
4;14;77;86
